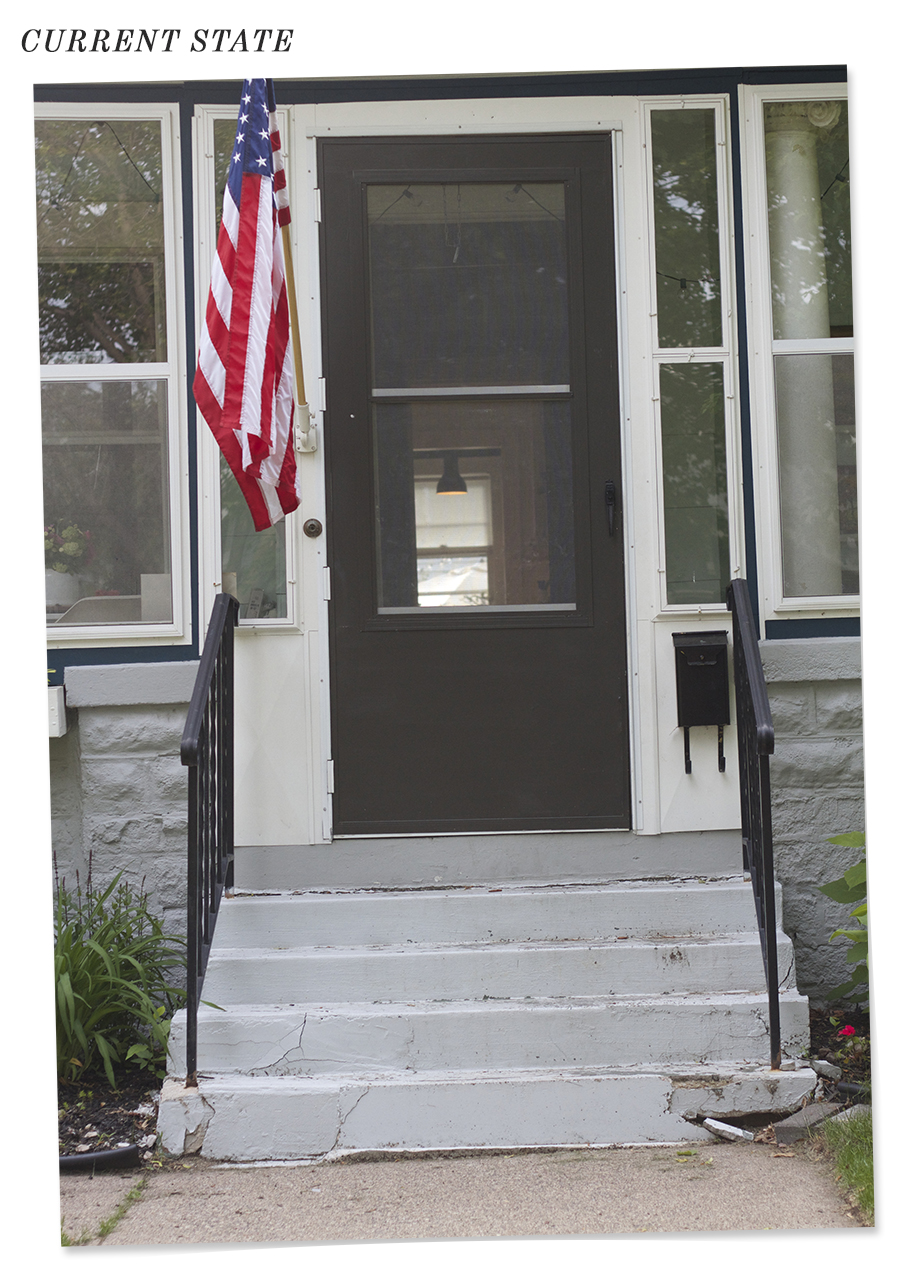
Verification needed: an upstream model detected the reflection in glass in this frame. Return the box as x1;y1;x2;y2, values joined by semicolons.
42;380;172;623
775;354;857;597
651;110;722;349
367;183;569;389
765;101;852;340
220;457;288;618
374;400;575;610
35;120;167;364
660;363;730;604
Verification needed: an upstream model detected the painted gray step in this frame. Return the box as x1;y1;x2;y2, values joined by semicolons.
213;877;777;949
200;933;794;1005
169;990;809;1078
158;1062;817;1161
234;829;744;891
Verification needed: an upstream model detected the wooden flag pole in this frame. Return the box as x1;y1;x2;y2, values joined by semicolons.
281;224;314;451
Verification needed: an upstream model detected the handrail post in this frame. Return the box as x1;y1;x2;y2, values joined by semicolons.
727;579;781;1071
181;594;238;1089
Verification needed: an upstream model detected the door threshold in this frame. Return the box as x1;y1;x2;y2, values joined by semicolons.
332;828;633;840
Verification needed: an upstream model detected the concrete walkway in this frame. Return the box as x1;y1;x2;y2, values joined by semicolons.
59;1139;868;1247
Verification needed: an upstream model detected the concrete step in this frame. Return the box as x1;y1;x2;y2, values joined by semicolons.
169;989;809;1078
200;932;794;1006
157;1063;817;1161
214;876;774;949
233;829;744;890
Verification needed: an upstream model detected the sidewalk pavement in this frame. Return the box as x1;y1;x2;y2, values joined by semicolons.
59;1139;869;1246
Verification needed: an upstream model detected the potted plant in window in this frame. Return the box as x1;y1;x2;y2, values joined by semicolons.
45;522;93;610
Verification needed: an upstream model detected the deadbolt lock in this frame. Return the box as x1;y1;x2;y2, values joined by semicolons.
303;519;323;538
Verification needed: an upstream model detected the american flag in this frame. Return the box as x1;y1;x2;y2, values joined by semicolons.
193;78;300;531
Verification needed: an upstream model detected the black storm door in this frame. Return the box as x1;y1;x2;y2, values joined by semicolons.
320;134;630;835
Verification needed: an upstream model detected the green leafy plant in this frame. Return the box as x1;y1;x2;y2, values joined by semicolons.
819;831;868;1009
54;861;186;1087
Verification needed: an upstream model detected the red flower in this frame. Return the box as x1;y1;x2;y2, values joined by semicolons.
837;1025;856;1037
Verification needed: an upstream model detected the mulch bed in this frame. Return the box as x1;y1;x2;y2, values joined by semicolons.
808;1004;871;1087
58;1067;163;1161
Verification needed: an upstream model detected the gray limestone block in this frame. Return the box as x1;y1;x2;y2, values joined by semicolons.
769;792;865;844
77;705;188;756
766;683;814;737
773;837;866;888
768;737;865;790
80;756;163;814
773;1102;841;1144
813;681;864;734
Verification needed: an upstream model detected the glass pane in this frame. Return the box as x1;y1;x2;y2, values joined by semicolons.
374;400;575;610
775;354;857;596
660;363;730;604
765;100;852;339
42;380;172;624
220;457;288;618
367;183;569;389
212;117;287;610
651;109;722;349
35;120;167;363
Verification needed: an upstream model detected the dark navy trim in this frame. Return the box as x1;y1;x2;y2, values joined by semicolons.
47;645;200;685
765;617;860;639
34;65;848;107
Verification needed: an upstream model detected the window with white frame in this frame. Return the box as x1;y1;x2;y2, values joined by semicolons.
743;86;856;610
646;101;739;607
36;106;186;635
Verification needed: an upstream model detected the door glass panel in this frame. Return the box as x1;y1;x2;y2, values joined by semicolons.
650;109;722;349
659;362;730;604
374;400;575;610
211;116;288;618
367;183;569;389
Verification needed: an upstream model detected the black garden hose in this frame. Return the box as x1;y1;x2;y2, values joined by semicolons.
59;1144;141;1173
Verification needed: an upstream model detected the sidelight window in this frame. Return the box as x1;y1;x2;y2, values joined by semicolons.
647;102;738;608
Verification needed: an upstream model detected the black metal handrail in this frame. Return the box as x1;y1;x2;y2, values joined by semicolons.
181;593;239;1087
726;578;781;1070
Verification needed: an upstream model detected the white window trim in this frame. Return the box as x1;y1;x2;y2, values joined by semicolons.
739;81;858;620
38;101;191;647
192;104;302;637
640;97;745;616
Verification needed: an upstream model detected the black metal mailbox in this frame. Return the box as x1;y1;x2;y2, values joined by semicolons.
673;631;730;774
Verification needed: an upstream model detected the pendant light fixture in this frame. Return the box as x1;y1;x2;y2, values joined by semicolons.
436;452;468;495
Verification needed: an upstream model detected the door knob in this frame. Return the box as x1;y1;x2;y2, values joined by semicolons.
303;519;323;538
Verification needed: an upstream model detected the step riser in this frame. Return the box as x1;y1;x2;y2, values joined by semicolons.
169;994;808;1077
202;937;792;1005
157;1068;817;1161
214;882;776;949
234;831;743;890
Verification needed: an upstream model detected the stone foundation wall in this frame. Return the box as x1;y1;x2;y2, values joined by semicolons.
760;639;866;1007
51;662;200;944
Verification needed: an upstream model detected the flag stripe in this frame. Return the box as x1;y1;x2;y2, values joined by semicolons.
192;78;300;534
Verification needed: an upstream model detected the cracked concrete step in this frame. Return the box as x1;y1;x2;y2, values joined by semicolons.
167;989;809;1078
157;1063;817;1161
199;932;795;1006
213;877;777;949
